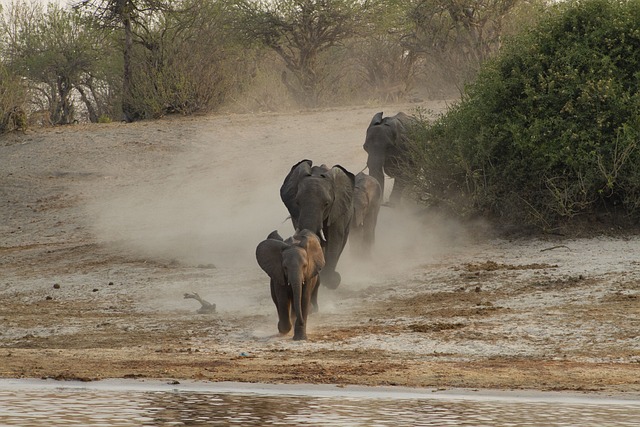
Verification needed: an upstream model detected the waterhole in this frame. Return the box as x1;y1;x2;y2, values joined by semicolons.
1;380;638;426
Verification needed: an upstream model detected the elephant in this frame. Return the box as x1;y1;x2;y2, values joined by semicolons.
256;229;325;340
280;159;355;290
350;172;382;258
363;111;415;206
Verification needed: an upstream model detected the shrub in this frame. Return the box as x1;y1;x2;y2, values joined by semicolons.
0;66;27;133
97;114;112;124
120;0;253;120
409;0;640;231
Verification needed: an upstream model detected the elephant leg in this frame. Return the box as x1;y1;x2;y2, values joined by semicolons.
349;226;364;255
388;178;405;206
362;208;379;256
272;280;292;335
321;226;349;289
270;280;278;306
362;223;374;258
311;276;320;313
321;269;342;289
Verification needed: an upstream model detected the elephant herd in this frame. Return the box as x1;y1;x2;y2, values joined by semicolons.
255;111;413;340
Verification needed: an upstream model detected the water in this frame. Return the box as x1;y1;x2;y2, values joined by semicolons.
1;380;639;426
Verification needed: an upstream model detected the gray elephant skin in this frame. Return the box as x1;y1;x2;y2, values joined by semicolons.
256;229;325;340
280;159;355;290
350;172;382;258
364;111;414;206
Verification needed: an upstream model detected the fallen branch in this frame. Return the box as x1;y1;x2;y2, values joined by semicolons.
540;245;571;252
183;292;216;314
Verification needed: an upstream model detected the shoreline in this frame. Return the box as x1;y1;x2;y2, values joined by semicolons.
2;378;640;404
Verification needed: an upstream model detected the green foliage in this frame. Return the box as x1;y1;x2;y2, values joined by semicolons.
0;64;28;133
405;0;528;91
1;1;115;124
409;0;640;230
104;0;251;119
97;114;112;123
235;0;371;107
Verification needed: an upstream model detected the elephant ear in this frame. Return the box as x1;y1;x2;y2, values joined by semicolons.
393;112;414;144
327;165;356;227
295;229;325;276
280;159;313;227
256;239;288;282
369;112;384;127
267;230;284;241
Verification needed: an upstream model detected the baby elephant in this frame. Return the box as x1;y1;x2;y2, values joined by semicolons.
350;172;382;258
256;229;325;340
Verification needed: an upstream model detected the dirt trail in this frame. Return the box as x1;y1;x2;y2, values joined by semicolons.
1;102;639;394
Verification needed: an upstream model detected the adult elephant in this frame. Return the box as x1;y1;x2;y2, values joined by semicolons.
280;159;355;290
350;172;382;258
363;111;414;206
256;229;325;341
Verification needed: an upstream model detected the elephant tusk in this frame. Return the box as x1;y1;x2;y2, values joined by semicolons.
319;229;326;242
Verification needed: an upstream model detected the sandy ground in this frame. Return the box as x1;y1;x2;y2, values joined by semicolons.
1;101;639;394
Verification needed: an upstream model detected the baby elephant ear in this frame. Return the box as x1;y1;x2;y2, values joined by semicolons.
297;229;325;274
369;112;383;127
256;239;288;280
267;230;284;241
310;235;325;274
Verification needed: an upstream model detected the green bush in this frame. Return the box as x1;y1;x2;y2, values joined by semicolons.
409;0;640;231
97;114;112;124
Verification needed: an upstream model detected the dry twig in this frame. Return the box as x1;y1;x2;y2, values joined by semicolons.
183;292;216;314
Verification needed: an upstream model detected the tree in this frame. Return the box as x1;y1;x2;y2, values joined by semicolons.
0;63;28;133
127;0;251;117
76;0;172;121
1;2;107;124
350;1;417;102
405;0;523;88
237;0;367;107
0;3;26;132
77;0;246;119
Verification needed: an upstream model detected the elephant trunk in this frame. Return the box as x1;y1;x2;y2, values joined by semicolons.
290;275;306;340
367;160;385;198
298;207;326;246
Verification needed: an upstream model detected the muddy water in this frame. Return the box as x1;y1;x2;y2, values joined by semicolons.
1;380;639;426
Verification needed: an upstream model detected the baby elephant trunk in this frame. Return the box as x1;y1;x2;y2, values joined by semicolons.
289;272;307;340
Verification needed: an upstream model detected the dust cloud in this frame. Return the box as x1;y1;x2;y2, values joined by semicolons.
318;197;474;317
89;152;292;269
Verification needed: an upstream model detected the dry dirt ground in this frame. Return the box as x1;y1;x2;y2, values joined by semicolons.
1;102;639;395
